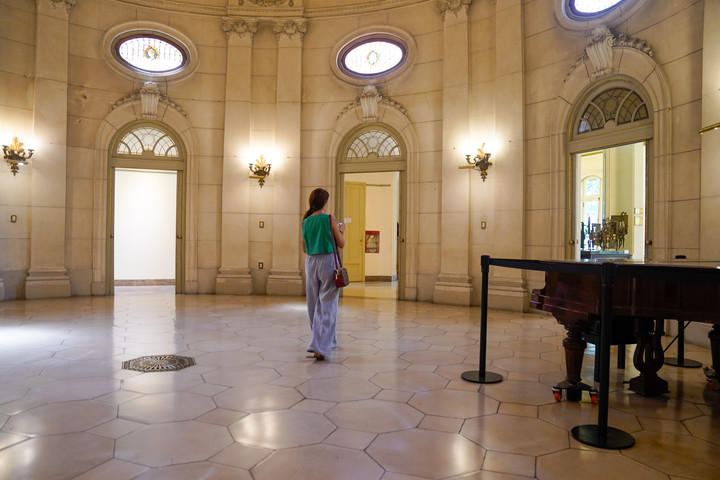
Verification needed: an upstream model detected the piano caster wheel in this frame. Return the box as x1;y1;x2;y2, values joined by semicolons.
589;391;598;405
553;389;561;402
709;380;720;391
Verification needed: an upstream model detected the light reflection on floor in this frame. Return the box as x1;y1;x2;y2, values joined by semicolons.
342;281;397;299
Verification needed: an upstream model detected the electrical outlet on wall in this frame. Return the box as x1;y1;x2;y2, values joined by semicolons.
258;262;263;269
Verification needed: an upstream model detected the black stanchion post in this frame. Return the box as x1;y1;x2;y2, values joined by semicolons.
571;262;634;449
462;255;503;384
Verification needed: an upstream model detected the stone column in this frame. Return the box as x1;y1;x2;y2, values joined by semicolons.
434;0;473;306
488;0;527;310
700;0;720;259
216;18;257;295
267;19;306;296
25;0;73;299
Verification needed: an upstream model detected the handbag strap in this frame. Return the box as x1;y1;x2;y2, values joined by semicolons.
329;215;342;269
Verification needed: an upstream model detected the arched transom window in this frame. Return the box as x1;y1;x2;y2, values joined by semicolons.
346;129;401;160
116;126;180;157
577;87;648;135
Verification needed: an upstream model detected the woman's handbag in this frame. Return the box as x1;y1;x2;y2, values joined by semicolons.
330;216;349;288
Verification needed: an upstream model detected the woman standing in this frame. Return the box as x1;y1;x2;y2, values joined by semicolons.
302;188;345;360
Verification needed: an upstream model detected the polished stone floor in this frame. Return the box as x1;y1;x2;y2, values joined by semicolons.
0;290;718;479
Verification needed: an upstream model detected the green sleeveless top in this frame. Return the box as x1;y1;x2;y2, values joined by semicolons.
302;213;334;255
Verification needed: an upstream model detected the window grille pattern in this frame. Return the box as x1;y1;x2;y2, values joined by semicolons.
577;87;648;134
116;126;179;157
346;130;401;159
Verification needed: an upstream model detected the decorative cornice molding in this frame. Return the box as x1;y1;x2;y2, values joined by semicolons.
336;85;408;121
110;86;188;118
222;17;259;38
47;0;76;14
566;25;654;82
238;0;294;6
272;18;307;40
613;32;653;57
437;0;471;18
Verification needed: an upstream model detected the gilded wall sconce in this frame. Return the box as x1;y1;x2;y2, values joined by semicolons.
3;137;34;176
459;143;492;181
249;155;271;187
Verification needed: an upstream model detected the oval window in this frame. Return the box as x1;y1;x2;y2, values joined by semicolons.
114;34;187;75
569;0;626;17
339;38;406;78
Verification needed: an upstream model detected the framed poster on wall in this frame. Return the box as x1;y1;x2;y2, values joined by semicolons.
365;231;379;253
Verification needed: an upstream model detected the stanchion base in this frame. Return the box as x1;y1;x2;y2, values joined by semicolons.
461;370;503;384
571;425;635;449
664;357;702;368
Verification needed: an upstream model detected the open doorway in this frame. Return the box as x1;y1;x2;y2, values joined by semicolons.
341;171;400;299
572;141;646;260
112;168;178;295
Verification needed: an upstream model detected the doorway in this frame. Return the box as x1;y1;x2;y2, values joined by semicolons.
572;141;647;260
112;169;178;294
106;122;186;295
341;171;400;299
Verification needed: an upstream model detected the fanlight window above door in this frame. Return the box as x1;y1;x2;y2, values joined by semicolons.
346;129;401;160
577;87;648;135
116;126;179;157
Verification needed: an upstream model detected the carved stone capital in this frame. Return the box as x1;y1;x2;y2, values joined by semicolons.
273;18;307;40
222;17;259;39
437;0;472;18
46;0;76;14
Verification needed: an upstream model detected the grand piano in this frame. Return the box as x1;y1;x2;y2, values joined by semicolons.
527;258;720;398
464;256;720;449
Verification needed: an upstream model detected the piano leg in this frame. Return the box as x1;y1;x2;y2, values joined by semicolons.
554;324;597;402
629;318;669;396
704;324;720;390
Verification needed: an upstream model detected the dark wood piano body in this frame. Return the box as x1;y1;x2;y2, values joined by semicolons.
529;260;720;397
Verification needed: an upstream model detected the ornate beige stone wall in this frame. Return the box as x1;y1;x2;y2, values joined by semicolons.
0;0;716;309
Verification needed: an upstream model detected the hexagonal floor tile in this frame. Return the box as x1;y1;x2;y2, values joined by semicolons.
326;399;423;433
367;429;485;478
214;384;303;412
409;389;499;418
252;444;383;480
119;392;216;423
461;414;568;456
115;421;233;467
296;376;380;402
4;400;117;436
229;409;335;449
